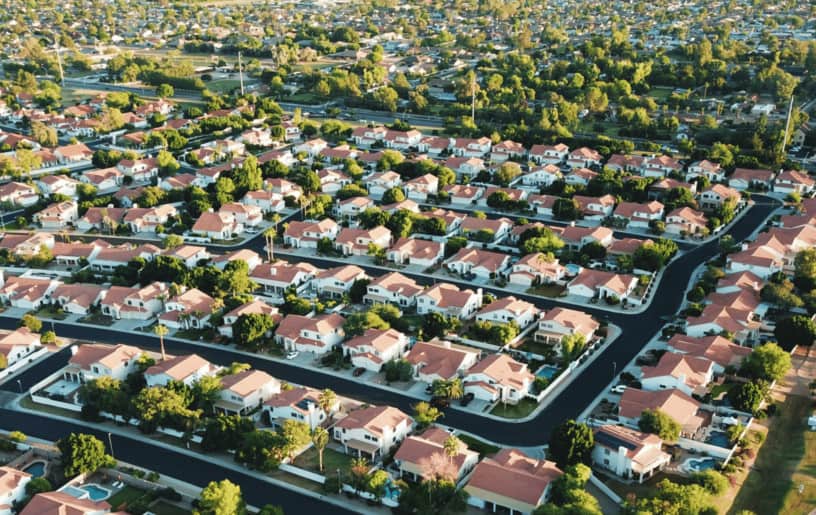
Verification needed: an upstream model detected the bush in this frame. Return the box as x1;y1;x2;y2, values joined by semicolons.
159;487;182;501
691;469;728;494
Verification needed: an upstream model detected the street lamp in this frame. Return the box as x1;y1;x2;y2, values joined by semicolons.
612;361;617;378
16;380;22;393
107;432;115;460
336;468;341;494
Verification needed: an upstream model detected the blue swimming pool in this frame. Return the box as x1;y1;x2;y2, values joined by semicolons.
80;484;110;501
536;365;559;380
684;457;719;472
23;462;45;477
706;430;732;448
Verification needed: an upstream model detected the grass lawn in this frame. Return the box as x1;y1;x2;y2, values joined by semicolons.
281;92;323;105
515;338;556;357
457;434;500;457
35;306;67;320
527;284;566;298
647;87;674;101
107;486;147;511
174;328;218;342
490;398;539;419
204;79;242;93
709;382;736;400
19;396;81;420
150;500;191;515
602;469;694;502
729;395;816;515
78;313;116;326
293;447;353;474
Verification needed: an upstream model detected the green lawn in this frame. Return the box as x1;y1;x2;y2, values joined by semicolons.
490;398;539;419
709;382;736;400
457;434;500;457
515;338;556;358
729;395;816;515
204;79;242;93
293;447;353;474
78;313;116;326
527;284;566;298
150;500;191;515
35;306;68;320
107;486;147;511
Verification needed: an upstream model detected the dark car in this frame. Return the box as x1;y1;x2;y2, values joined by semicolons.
352;367;366;377
460;392;475;407
430;397;450;409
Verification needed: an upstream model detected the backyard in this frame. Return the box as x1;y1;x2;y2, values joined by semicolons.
292;447;354;474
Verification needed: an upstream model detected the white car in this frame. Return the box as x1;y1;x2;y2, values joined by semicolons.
285;351;299;360
610;384;627;394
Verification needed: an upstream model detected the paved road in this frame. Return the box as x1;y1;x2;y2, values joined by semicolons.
0;409;356;515
0;196;780;447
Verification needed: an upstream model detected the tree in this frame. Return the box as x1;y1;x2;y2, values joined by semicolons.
794;249;816;291
397;478;468;514
279;420;311;460
560;333;587;362
382;187;405;204
638;409;681;441
20;314;42;333
163;234;184;250
153;323;169;361
728;380;768;414
774;315;816;351
197;479;246;515
622;479;714;515
495;162;522;186
201;414;254;452
343;311;389;337
30;121;58;147
349;278;370;303
413;401;443;429
547;420;594;469
156;150;180;173
156;83;174;99
691;469;728;495
25;477;53;497
739;343;791;382
317;389;337;416
258;506;285;515
311;427;330;472
57;433;115;478
233;313;276;349
383;359;413;382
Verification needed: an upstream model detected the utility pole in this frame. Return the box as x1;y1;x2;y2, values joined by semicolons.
782;95;795;156
238;51;245;96
54;39;65;87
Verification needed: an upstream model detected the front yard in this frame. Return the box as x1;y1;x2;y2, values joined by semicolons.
78;313;116;326
292;447;354;474
527;284;567;298
489;398;539;419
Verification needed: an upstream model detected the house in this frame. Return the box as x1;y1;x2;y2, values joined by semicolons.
124;204;178;233
0;276;59;310
335;226;393;256
403;173;439;201
465;448;562;515
612;201;665;229
335;196;376;220
211;249;263;273
89;243;161;272
561;226;614;249
312;265;368;298
606;154;645;174
219;300;281;338
64;343;142;383
116;157;159;182
52;283;106;315
521;164;562;187
566;166;598;185
574;194;616;219
648;178;697;200
475;296;538;328
54;142;93;163
242;190;285;213
464;353;534;404
384;129;423;150
352;126;388;147
264;178;303;200
665;207;708;235
640;352;716;396
774;170;815;195
293;138;328;157
567;269;638;302
423;209;465;234
451;137;492;158
443;184;484;205
618;388;706;437
162;245;210;268
160;173;197;191
508;253;566;286
0;328;41;367
699;184;740;210
567;147;602;169
404;340;480;383
0;466;31;515
283;219;340;248
76;207;128;232
394;427;479;483
364;272;423;307
334;405;413;460
727;226;816;278
251;261;318;296
19;492;111;515
0;233;55;258
667;334;752;373
444;157;485;179
534;307;599;346
529;143;569;165
99;282;167;320
685;303;759;343
388;237;444;267
365;171;403;198
159;288;217;330
317;168;352;194
343;328;409;372
728;168;775;191
145;354;220;387
275;313;346;355
687;160;725;182
216;370;280;415
477;187;528;208
592;425;671;484
264;387;332;430
714;271;763;295
459;216;513;242
528;194;559;217
192;211;242;240
220;203;263;227
416;283;483;319
445;247;511;279
642;155;682;178
0;182;39;207
491;140;526;162
34;201;78;228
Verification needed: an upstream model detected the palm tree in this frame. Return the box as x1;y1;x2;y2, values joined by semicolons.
443;435;459;464
447;378;464;400
318;389;337;418
349;457;369;495
311;427;329;472
431;379;450;400
154;323;169;361
263;227;276;262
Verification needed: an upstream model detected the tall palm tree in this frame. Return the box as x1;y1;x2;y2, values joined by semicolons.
311;427;329;472
443;435;459;464
318;388;337;418
263;226;276;262
154;323;169;361
447;378;464;400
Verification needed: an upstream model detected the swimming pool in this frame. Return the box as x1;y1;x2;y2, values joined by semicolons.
81;484;110;501
683;457;719;473
705;430;732;448
23;461;45;478
535;365;559;380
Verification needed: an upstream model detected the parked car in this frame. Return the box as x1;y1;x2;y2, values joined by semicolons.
610;384;626;394
460;392;475;407
352;367;365;377
285;351;299;360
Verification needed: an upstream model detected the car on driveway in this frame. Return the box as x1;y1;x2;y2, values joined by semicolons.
285;351;299;360
352;367;365;377
460;392;475;407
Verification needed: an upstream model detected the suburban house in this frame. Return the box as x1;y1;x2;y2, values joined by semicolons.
219;300;281;339
52;283;106;315
728;168;775;191
491;140;526;162
534;307;599;347
404;340;480;383
444;157;485;179
19;492;111;515
686;160;725;182
574;194;616;219
508;253;566;286
216;370;280;415
312;265;368;298
665;207;708;235
364;272;423;307
459;216;513;242
416;283;483;319
529;143;569;165
0;276;59;310
568;170;599;189
592;424;671;483
335;196;375;221
387;237;445;267
34;201;78;229
394;427;479;483
774;170;815;195
264;387;332;430
159;288;216;330
443;184;485;205
445;247;511;279
560;226;614;249
567;269;639;302
0;182;39;207
220;202;263;227
343;328;409;372
613;201;665;229
333;405;413;460
463;353;534;404
465;448;562;514
116;157;158;182
451;137;492;158
699;184;741;210
64;343;142;383
0;466;31;515
384;129;422;150
642;155;682;178
144;354;220;387
475;296;538;328
667;334;752;373
283;219;340;248
566;147;603;168
618;388;706;437
352;126;388;147
242;190;285;213
335;226;393;256
365;171;403;198
477;187;528;209
403;173;439;201
192;211;242;240
99;282;167;320
274;313;346;355
640;352;716;396
0;328;41;367
251;261;318;296
124;204;178;234
685;303;759;343
521;164;562;187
